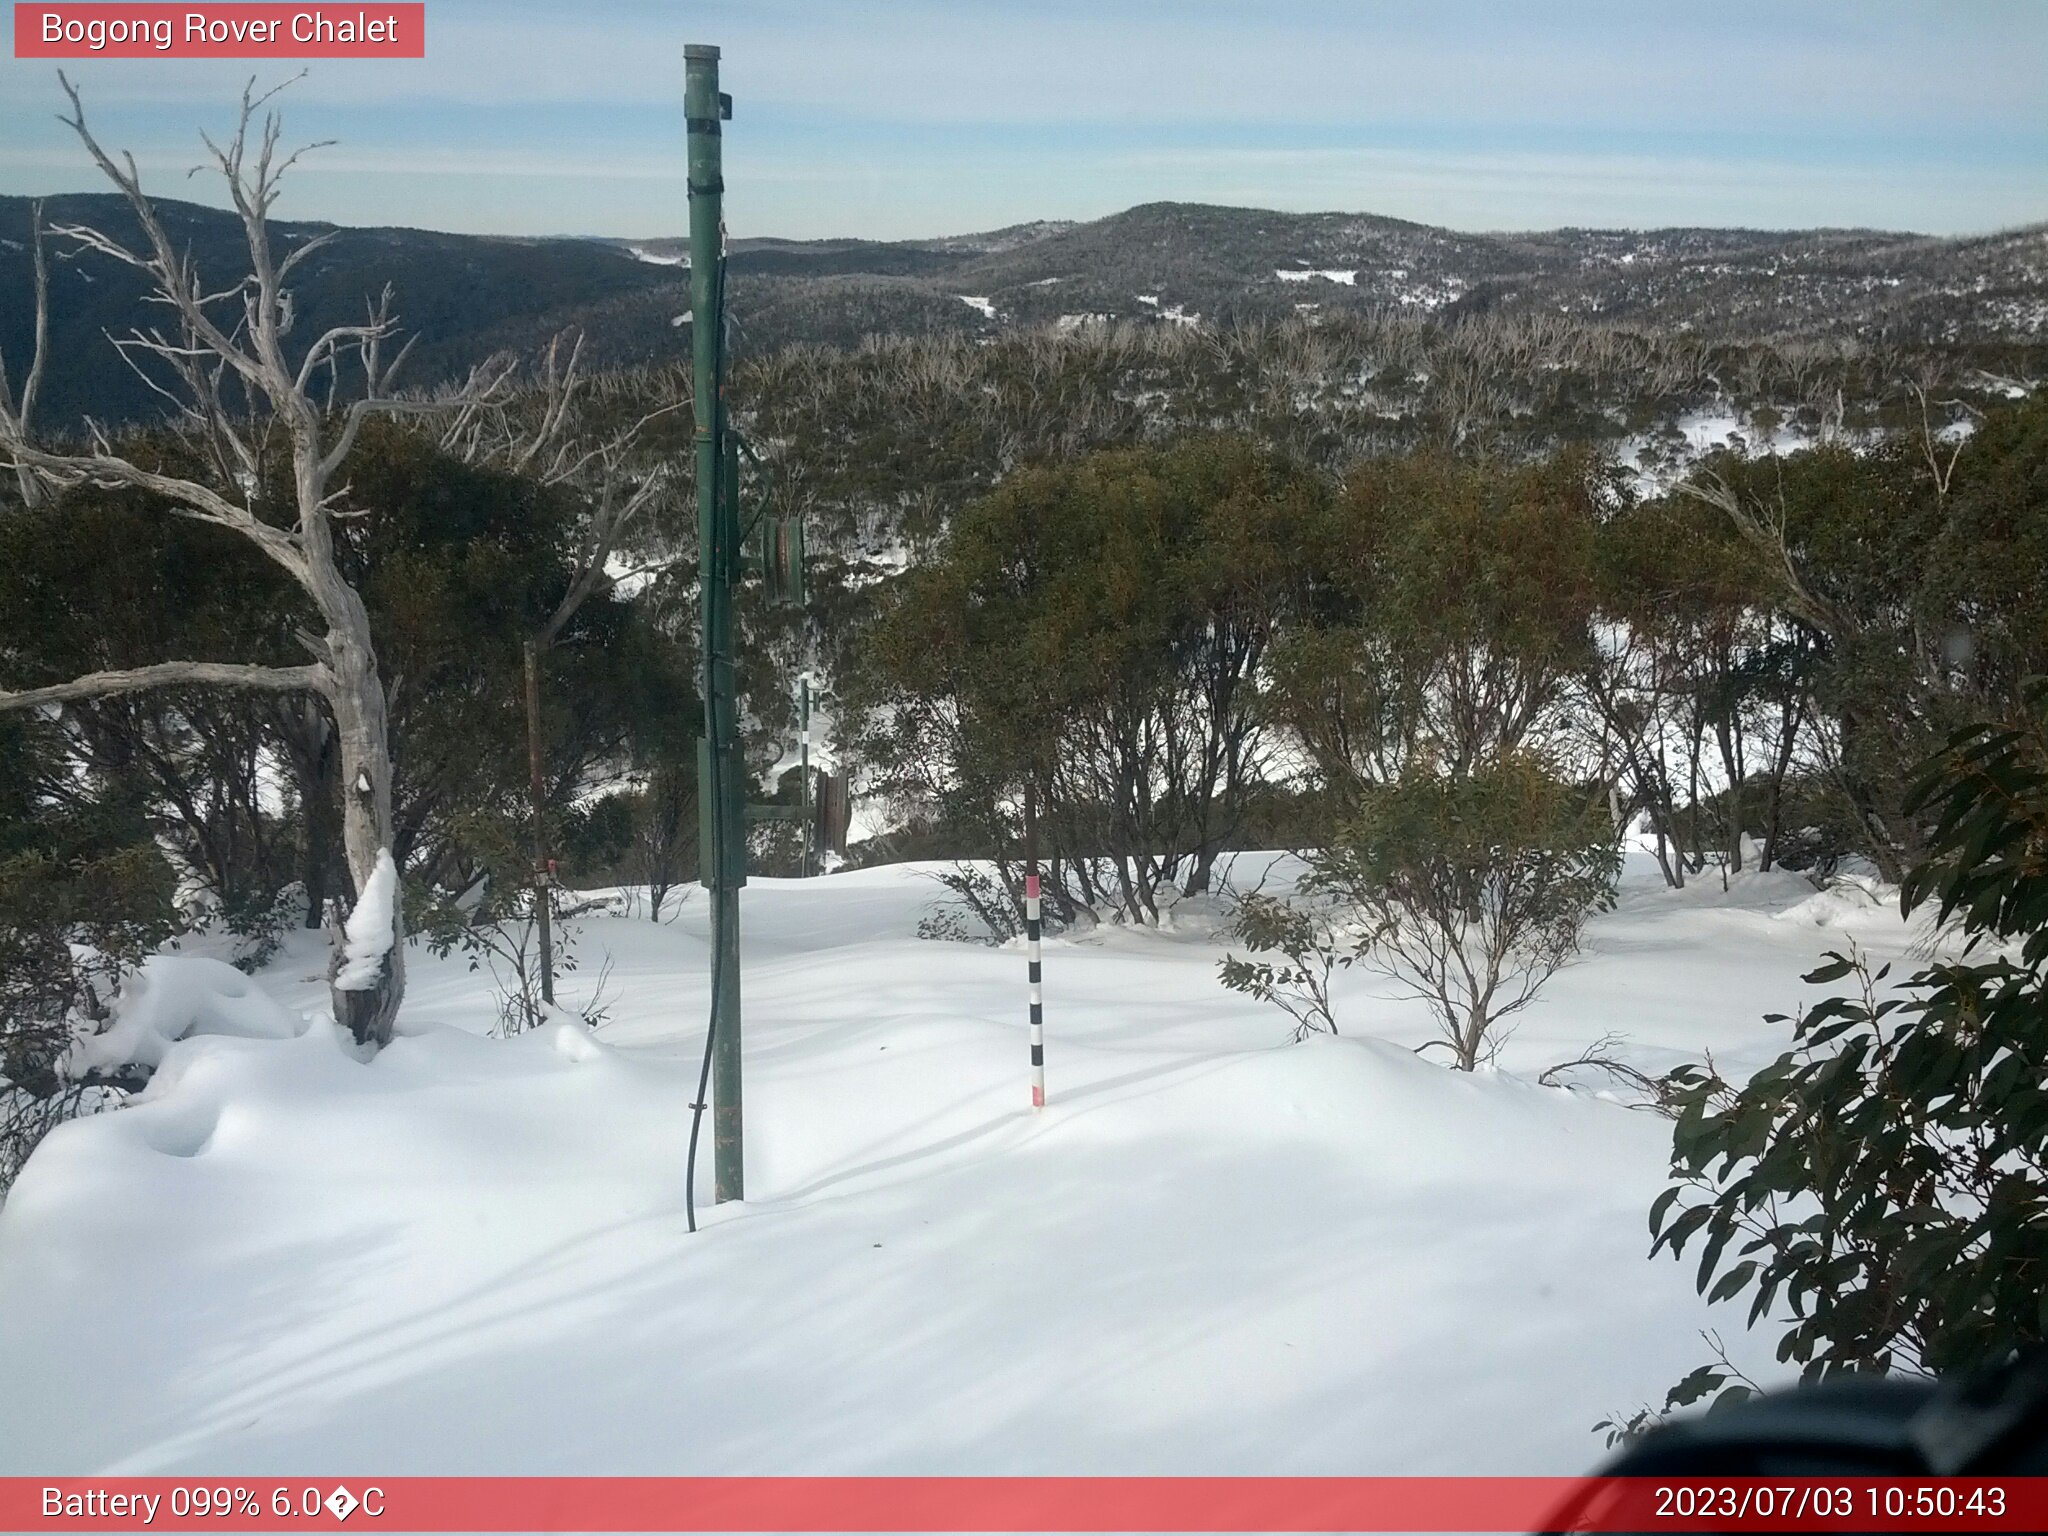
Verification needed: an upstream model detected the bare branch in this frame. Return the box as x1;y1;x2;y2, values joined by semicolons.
317;353;511;484
0;440;306;577
0;661;328;713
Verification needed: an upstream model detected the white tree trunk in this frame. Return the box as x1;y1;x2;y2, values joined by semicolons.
328;659;403;1042
307;521;405;1044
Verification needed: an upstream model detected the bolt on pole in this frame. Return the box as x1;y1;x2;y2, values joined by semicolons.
687;42;744;1205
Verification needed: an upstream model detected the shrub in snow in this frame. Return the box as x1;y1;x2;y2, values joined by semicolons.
1;827;178;1196
219;881;306;973
1233;757;1619;1069
1218;892;1343;1041
415;832;613;1037
917;864;1026;946
67;954;302;1078
1642;680;2048;1426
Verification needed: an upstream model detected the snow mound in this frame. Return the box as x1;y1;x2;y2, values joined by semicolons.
68;956;307;1076
334;850;398;991
1776;871;1902;930
0;858;1931;1478
538;1010;611;1063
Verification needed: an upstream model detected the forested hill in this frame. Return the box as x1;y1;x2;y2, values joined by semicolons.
5;192;2045;425
0;193;684;426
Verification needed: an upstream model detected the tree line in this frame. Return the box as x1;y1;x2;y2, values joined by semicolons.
859;391;2048;917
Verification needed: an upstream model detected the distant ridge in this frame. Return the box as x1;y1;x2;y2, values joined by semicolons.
5;194;2042;425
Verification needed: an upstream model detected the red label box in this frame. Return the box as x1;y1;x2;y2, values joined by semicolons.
14;4;426;58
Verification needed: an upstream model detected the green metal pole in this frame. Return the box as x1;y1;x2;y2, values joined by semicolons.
686;42;743;1205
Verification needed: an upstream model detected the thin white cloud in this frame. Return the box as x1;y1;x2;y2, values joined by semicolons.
7;0;2044;128
2;1;2043;238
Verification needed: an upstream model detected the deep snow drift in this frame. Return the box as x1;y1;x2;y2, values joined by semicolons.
0;854;1921;1476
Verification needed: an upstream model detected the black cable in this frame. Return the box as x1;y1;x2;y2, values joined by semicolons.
684;942;719;1233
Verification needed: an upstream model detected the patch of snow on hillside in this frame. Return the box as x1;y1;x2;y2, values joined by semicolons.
1394;277;1468;310
1276;268;1357;285
958;295;996;319
626;246;688;267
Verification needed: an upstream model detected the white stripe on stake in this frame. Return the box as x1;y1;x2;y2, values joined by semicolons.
1026;872;1045;1108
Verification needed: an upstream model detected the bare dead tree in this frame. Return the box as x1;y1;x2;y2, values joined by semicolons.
443;328;686;999
0;198;50;507
0;76;512;1046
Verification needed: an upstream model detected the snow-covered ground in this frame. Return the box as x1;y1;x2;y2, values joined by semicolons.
0;853;1919;1477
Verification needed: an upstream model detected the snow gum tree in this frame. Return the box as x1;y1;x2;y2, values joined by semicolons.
1263;449;1604;794
861;435;1324;927
0;79;511;1046
1224;450;1618;1064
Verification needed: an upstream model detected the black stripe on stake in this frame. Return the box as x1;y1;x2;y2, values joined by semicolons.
1025;872;1045;1110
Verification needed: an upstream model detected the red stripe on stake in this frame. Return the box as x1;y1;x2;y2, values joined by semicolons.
5;1476;2044;1531
13;5;427;58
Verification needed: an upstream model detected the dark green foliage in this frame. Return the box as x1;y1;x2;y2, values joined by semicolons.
1648;679;2048;1408
863;433;1326;928
1673;395;2048;882
0;716;178;1194
1267;449;1606;789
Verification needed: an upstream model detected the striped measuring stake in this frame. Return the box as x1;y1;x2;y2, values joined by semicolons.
1025;873;1045;1108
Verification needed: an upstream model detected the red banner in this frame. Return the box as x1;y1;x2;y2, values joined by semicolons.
13;5;425;58
2;1476;2046;1532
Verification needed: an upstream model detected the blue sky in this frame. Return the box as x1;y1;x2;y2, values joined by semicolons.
2;0;2044;239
